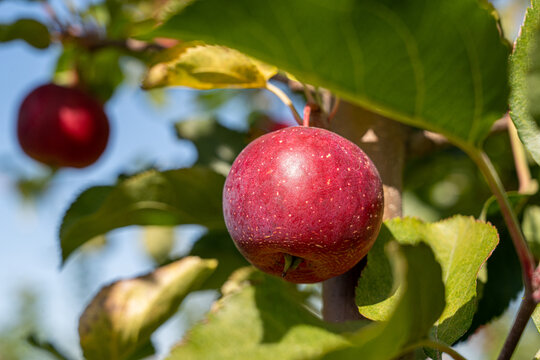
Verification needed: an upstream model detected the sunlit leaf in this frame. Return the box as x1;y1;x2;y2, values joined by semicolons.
142;226;175;264
79;256;217;360
0;19;50;49
148;0;508;147
60;167;226;263
533;305;540;335
356;216;499;350
165;267;355;360
166;243;444;360
143;42;277;90
510;0;540;165
522;205;540;259
323;243;445;360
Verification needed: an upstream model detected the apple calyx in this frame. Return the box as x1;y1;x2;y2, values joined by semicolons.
282;254;303;278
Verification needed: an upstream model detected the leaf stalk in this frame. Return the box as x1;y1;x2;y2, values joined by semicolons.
467;148;538;360
265;82;303;125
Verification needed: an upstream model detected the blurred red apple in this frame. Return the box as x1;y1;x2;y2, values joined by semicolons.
223;126;384;283
17;83;110;168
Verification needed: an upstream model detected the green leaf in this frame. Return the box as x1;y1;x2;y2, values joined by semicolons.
165;267;356;360
143;42;277;90
124;340;155;360
26;334;70;360
166;243;445;360
54;45;124;102
60;167;226;263
79;256;217;360
533;304;540;335
102;0;194;37
148;0;509;147
323;243;445;360
142;226;175;265
510;0;540;165
0;19;50;49
356;216;499;348
175;117;247;175
189;230;249;290
522;205;540;259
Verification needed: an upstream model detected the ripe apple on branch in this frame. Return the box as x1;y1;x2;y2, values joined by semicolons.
17;83;110;169
223;106;384;283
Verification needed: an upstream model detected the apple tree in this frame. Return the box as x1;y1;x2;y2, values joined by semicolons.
2;0;540;359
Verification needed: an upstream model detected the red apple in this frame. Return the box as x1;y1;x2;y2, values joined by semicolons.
17;83;110;168
223;126;384;283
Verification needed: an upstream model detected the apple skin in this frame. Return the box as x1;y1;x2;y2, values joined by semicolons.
17;83;110;168
223;126;384;283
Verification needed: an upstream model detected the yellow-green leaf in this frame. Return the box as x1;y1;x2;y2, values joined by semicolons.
533;304;540;335
166;243;445;360
142;42;277;90
79;256;217;360
142;226;175;264
356;216;499;348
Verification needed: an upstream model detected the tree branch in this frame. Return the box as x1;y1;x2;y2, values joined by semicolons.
322;103;407;322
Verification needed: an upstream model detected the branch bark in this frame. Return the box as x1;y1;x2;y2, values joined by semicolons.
322;102;407;322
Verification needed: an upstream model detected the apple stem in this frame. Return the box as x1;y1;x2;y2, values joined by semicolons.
303;104;311;127
282;254;303;278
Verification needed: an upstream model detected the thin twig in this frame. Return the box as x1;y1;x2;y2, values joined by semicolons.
328;97;340;121
43;2;64;30
303;84;315;104
265;82;303;125
507;114;536;193
496;294;537;360
467;149;538;360
470;150;535;292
